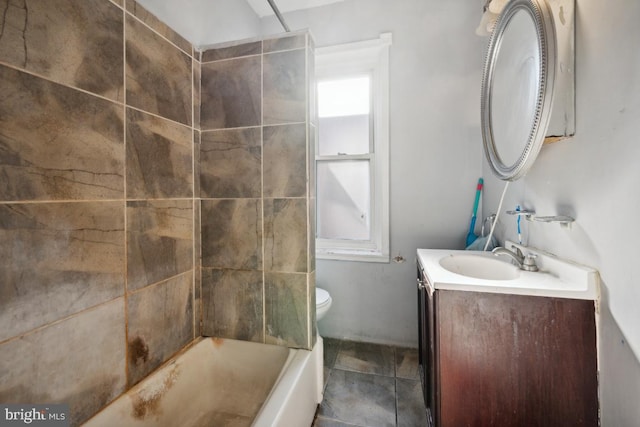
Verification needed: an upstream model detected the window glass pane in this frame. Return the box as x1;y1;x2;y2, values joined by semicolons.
318;115;369;155
317;160;370;241
318;76;371;155
318;76;370;118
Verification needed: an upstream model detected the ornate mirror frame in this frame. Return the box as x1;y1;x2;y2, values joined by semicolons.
481;0;557;181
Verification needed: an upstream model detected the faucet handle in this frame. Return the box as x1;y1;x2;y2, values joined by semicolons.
522;253;539;272
510;245;524;258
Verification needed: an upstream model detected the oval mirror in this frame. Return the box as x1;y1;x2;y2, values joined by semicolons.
481;0;556;181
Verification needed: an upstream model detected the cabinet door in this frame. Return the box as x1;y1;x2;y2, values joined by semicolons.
417;266;436;427
417;267;428;399
436;290;598;427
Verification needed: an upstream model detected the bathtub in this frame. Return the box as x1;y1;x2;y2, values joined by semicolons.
83;336;323;427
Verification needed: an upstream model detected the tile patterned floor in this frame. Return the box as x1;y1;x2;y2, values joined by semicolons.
313;338;428;427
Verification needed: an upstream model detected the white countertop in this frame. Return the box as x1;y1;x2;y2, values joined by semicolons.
417;243;599;300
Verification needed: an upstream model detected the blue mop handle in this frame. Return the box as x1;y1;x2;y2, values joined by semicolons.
469;178;484;231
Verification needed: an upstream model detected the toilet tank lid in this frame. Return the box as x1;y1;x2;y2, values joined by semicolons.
316;288;331;305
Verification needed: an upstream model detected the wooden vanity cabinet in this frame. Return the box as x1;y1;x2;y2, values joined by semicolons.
418;272;599;427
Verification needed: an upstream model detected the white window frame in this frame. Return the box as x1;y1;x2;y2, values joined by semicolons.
315;33;391;263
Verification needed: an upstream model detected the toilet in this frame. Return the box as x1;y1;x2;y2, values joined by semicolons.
316;287;332;321
314;287;332;402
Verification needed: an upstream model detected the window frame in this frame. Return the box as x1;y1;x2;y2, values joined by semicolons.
315;33;391;263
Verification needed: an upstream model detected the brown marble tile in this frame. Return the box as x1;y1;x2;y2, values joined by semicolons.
193;200;201;270
0;201;125;342
308;124;317;197
308;47;318;126
201;41;262;62
265;272;309;349
193;59;201;129
263;124;307;198
126;14;192;125
111;0;123;7
194;200;202;338
200;128;261;198
201;268;264;342
310;274;317;344
309;197;316;273
264;198;308;273
200;199;262;270
263;49;306;125
125;0;192;54
193;129;201;196
127;271;194;386
0;66;124;201
127;200;193;291
0;298;126;426
0;0;124;101
263;33;306;53
308;125;317;272
126;108;193;199
201;55;261;130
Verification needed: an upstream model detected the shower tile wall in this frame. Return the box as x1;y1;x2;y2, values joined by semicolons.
200;33;317;350
0;0;197;425
0;1;314;423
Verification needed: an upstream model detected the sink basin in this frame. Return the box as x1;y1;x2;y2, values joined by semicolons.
439;254;520;280
418;243;599;299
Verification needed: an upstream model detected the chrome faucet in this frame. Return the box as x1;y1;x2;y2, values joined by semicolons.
492;246;539;272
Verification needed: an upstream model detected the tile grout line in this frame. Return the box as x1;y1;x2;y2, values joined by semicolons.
0;197;197;206
191;45;197;341
0;295;125;347
261;39;266;344
0;62;193;131
122;2;131;389
199;43;306;66
124;3;192;58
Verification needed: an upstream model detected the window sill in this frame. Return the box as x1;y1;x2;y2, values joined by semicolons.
316;248;390;263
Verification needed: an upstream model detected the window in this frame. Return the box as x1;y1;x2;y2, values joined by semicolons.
315;33;391;262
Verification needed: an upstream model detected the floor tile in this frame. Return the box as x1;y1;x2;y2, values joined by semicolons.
318;339;427;427
323;337;341;368
335;341;395;377
319;369;396;427
313;416;366;427
323;366;332;392
395;347;420;380
396;379;429;427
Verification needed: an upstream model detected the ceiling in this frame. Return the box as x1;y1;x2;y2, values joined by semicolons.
246;0;345;17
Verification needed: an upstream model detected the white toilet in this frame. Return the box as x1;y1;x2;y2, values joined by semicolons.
314;287;333;402
316;287;332;321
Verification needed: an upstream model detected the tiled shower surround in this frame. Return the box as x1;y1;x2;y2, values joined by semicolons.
0;0;316;425
199;33;316;350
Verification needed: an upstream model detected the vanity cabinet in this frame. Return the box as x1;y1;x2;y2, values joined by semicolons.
417;264;598;427
417;265;436;426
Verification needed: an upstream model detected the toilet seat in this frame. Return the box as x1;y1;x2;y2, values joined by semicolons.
316;288;331;307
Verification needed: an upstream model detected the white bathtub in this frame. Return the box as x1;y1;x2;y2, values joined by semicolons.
83;337;323;427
